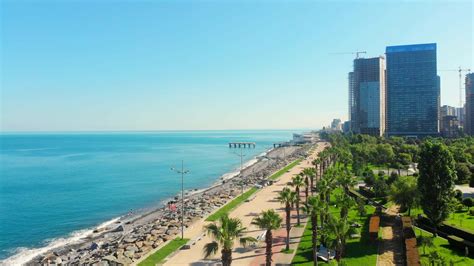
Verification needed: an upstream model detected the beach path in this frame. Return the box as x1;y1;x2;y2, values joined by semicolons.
162;142;328;266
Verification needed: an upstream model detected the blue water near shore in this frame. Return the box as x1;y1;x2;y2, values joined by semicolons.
0;130;294;261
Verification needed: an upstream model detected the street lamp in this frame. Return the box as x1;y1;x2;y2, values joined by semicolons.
171;160;189;239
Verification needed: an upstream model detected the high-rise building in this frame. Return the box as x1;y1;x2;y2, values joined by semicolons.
385;43;439;137
349;56;386;136
331;118;342;131
465;73;474;135
348;72;355;125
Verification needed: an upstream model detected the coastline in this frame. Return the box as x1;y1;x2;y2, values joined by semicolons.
3;145;306;265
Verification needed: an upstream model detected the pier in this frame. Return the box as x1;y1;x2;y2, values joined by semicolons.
228;142;256;148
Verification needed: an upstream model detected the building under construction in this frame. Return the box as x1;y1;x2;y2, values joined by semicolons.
349;56;386;136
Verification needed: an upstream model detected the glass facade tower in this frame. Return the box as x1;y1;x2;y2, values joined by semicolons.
465;73;474;135
385;43;439;137
350;57;386;136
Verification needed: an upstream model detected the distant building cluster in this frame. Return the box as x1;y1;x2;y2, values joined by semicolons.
338;43;472;138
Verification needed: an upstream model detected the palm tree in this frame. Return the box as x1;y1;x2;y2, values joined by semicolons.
337;168;356;194
327;215;350;262
303;196;325;266
336;193;355;220
291;174;305;226
203;214;256;266
251;209;283;266
302;168;316;195
277;187;297;251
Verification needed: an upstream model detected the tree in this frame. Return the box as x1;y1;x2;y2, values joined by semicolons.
455;162;471;184
303;168;316;195
203;214;256;266
418;140;456;236
291;175;305;226
252;209;282;266
363;169;376;187
336;193;355;219
373;178;389;197
327;214;350;262
303;196;325;266
389;175;419;215
387;171;399;185
375;144;395;167
462;197;474;211
454;189;463;202
277;187;297;251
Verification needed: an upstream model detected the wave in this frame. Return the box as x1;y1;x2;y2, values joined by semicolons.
0;218;120;266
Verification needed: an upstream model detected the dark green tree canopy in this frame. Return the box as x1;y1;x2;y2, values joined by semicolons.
417;140;456;230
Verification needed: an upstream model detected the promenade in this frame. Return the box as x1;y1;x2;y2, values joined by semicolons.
163;142;328;265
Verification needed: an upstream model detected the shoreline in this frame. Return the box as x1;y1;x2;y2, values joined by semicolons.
3;145;307;265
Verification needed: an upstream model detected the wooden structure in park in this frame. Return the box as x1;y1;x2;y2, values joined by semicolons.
369;215;380;242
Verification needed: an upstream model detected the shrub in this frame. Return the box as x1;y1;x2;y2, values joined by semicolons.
463;197;474;211
470;209;474;216
454;189;463;202
456;162;472;184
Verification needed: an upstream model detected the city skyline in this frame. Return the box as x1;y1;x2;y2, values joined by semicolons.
1;1;473;131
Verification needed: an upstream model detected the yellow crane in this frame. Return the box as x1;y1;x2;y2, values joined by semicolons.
439;67;471;108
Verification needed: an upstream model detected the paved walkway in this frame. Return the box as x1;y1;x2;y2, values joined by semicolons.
163;142;328;266
377;205;404;266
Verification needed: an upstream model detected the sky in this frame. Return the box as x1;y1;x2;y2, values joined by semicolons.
1;0;473;131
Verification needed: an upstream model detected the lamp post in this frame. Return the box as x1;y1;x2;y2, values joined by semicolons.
171;160;189;239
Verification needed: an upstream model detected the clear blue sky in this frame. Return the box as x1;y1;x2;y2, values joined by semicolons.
1;0;472;131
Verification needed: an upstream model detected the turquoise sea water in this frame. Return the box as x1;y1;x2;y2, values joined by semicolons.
0;130;294;261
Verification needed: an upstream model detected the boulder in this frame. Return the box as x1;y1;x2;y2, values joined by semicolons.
124;250;135;258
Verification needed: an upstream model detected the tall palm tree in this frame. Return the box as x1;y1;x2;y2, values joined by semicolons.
337;168;356;194
251;209;283;266
203;214;256;266
303;196;325;266
336;193;355;219
291;174;305;226
277;187;297;251
302;168;316;195
327;215;350;262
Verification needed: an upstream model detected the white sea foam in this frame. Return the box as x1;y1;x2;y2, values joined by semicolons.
0;218;120;266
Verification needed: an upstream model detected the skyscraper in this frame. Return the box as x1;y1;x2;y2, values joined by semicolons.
465;73;474;135
385;43;439;137
349;57;386;136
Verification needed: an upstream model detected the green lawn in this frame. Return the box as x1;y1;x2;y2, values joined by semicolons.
292;190;377;265
268;159;302;180
445;209;474;232
414;227;474;266
138;238;189;266
402;206;474;233
205;187;258;221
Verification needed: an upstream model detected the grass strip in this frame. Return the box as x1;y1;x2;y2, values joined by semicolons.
268;159;302;180
206;159;302;222
138;238;189;266
205;187;258;222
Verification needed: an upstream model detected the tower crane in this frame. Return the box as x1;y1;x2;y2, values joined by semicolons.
330;51;367;59
439;67;471;108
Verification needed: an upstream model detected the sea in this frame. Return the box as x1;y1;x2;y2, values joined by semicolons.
0;130;296;263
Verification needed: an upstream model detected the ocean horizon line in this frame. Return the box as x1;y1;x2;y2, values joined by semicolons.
0;128;318;135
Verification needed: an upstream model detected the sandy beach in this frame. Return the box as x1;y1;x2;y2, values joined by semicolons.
159;141;328;266
25;144;311;265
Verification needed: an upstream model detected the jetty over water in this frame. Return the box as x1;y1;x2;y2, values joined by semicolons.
228;142;256;148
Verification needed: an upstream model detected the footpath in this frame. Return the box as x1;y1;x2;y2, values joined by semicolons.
162;142;328;265
377;205;404;266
